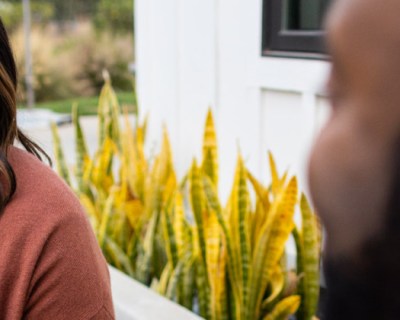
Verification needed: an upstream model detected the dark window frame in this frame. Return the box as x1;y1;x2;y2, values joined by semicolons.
262;0;328;59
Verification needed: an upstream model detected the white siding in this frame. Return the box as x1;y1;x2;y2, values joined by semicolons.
135;0;331;200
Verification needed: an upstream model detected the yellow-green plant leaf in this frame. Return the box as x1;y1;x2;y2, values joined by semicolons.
214;244;228;320
166;256;188;300
139;113;149;145
163;172;177;206
145;128;174;219
196;255;211;319
122;113;140;198
104;236;134;277
157;263;172;295
251;200;267;248
162;206;179;268
173;192;186;258
248;177;298;320
98;81;111;147
205;211;222;320
247;170;270;211
91;138;115;191
202;175;242;319
268;151;280;197
181;253;195;310
72;104;92;197
298;194;320;320
109;84;121;148
236;155;251;316
262;266;285;310
50;122;71;186
136;209;161;284
97;79;121;148
135;124;148;201
292;226;305;319
98;190;116;248
263;295;301;320
205;211;220;286
79;193;99;227
190;160;208;268
124;200;143;230
202;108;218;188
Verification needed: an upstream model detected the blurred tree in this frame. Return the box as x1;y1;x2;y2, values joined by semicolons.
51;0;98;22
1;0;134;33
1;0;100;25
0;0;54;31
94;0;134;34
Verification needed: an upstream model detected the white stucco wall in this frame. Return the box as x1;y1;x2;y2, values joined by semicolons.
135;0;331;200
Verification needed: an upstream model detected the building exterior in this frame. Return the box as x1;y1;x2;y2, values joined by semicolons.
135;0;331;199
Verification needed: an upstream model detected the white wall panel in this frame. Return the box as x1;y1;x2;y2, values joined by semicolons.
135;0;331;202
260;90;305;182
216;0;263;198
176;0;217;176
135;0;180;157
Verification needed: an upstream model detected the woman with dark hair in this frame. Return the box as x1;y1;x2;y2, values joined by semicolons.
0;19;114;319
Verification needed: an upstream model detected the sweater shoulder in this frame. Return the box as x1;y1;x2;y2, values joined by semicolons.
2;147;115;319
5;146;83;225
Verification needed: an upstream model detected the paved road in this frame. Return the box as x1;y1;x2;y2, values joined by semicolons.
21;116;99;168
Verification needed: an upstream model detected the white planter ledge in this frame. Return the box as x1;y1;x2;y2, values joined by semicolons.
109;266;204;320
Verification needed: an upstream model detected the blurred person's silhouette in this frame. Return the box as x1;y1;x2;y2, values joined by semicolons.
0;18;114;319
309;0;400;318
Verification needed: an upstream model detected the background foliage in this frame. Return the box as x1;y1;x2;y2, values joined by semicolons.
0;0;134;104
11;23;134;102
0;1;53;31
94;0;134;34
0;0;132;32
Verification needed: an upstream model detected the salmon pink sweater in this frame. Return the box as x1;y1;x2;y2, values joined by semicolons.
0;147;114;319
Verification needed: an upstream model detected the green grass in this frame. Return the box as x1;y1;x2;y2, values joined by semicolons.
18;91;136;116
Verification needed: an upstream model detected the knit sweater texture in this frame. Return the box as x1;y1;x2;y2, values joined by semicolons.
0;146;114;319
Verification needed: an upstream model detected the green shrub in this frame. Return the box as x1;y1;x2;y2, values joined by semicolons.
11;22;134;103
1;1;54;31
93;0;134;34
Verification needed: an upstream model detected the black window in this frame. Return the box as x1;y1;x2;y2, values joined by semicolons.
262;0;331;58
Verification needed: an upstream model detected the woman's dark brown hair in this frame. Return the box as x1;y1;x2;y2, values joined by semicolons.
0;18;50;211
